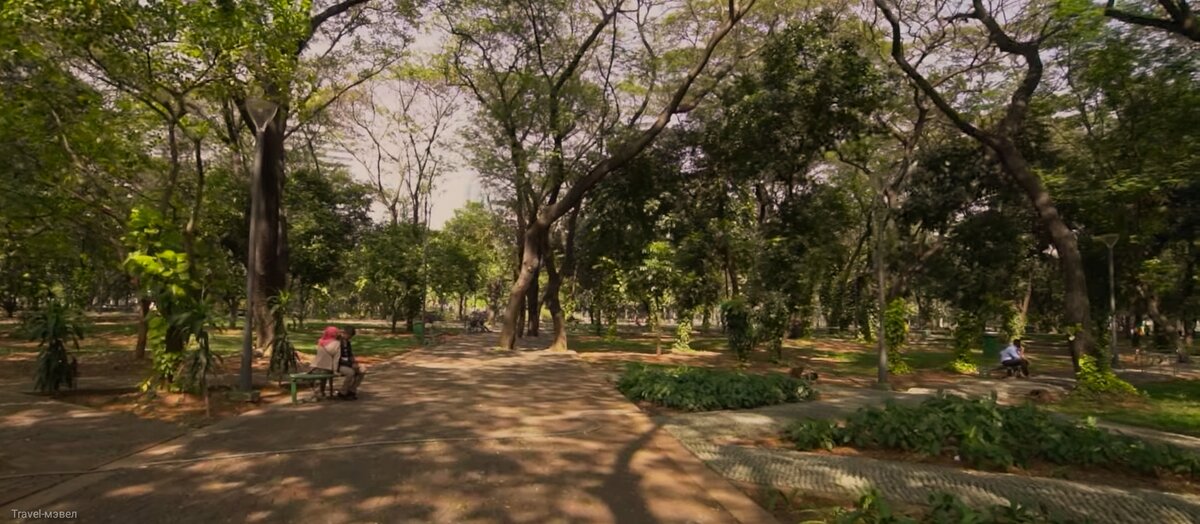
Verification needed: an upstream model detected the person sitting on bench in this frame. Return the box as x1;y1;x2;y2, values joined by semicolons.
311;326;341;378
1000;338;1030;377
336;326;364;400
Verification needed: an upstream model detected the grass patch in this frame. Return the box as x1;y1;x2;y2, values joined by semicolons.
617;362;816;411
1;319;423;358
1050;379;1200;437
786;394;1200;478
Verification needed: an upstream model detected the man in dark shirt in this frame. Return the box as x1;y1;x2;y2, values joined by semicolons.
337;326;364;400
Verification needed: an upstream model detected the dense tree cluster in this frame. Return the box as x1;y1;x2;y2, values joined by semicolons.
2;0;1196;388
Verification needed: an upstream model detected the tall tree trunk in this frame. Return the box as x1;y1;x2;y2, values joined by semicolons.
500;223;546;348
545;209;578;352
135;297;151;360
544;249;567;352
526;261;541;336
253;112;287;353
994;142;1093;371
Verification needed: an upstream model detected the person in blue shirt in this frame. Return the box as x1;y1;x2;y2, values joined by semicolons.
999;338;1029;377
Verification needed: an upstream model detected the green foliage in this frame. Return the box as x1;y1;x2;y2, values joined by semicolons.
617;363;817;411
785;394;1200;478
756;293;790;362
832;489;1073;524
883;299;910;351
950;359;979;375
353;223;425;332
673;311;693;352
950;313;982;374
1001;304;1026;342
267;293;299;379
25;299;83;392
123;206;204;389
285;168;372;323
884;299;911;374
785;419;838;451
173;307;222;395
721;298;756;361
1074;355;1137;396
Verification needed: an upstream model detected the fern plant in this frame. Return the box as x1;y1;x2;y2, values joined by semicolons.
25;300;84;393
268;292;299;380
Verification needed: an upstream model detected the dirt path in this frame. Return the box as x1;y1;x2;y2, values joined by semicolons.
3;335;772;523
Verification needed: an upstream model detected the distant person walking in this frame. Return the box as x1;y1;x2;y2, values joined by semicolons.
337;326;364;400
999;338;1030;377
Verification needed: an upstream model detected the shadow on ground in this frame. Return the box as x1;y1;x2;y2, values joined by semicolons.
3;335;767;523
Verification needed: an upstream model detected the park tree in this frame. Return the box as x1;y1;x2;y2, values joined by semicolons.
284;168;373;327
1054;25;1200;353
1103;0;1200;41
353;223;425;333
872;0;1117;377
211;0;419;349
445;0;760;350
435;202;511;320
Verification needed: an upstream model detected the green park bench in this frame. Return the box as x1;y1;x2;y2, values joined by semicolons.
289;372;335;404
288;370;370;404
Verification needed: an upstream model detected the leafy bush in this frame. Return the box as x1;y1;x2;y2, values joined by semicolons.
672;311;693;352
785;393;1200;477
1001;303;1026;342
721;298;756;361
617;363;816;411
267;293;300;379
950;314;981;374
833;489;1072;524
883;299;910;353
25;300;84;392
949;359;978;375
1074;355;1137;396
756;294;790;362
785;419;838;450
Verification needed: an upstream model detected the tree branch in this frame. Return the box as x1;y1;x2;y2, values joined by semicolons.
873;0;993;146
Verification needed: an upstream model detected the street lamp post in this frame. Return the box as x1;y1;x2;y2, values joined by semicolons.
1098;233;1120;368
240;98;278;394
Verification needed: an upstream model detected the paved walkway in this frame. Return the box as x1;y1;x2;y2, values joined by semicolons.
0;390;184;508
660;394;1200;524
3;336;772;523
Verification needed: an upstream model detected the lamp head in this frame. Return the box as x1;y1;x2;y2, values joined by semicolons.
245;98;279;132
1097;233;1120;248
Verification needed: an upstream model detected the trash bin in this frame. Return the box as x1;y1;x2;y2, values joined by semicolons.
413;320;425;344
981;333;1000;364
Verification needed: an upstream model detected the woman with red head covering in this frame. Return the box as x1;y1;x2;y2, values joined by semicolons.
311;326;342;375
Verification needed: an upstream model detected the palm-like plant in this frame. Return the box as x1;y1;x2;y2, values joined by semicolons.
26;300;84;393
267;292;299;380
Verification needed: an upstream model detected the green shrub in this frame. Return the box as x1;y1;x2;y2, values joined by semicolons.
672;312;693;352
833;489;1072;524
721;298;756;361
884;299;910;352
950;314;981;374
617;363;816;411
25;300;84;393
757;294;790;362
785;419;838;450
785;393;1200;477
1001;304;1026;342
949;359;978;375
1074;355;1137;396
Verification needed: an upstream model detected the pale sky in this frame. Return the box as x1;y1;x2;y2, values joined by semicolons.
334;24;481;230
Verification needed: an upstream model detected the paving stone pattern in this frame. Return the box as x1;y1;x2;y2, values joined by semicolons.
662;396;1200;524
